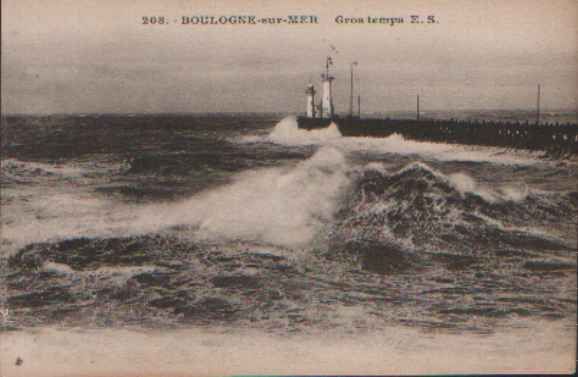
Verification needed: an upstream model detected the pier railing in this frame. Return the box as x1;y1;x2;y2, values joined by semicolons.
299;117;578;155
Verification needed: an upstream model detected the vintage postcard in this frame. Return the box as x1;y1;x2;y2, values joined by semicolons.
1;0;577;376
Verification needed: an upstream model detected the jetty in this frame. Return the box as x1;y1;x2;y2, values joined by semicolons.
297;58;578;155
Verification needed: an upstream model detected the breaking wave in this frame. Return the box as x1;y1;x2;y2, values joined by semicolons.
238;115;342;145
240;116;543;165
2;148;352;252
268;116;342;145
331;161;574;258
3;149;573;258
171;146;351;246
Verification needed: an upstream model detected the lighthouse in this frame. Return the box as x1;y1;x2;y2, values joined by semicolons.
305;84;316;118
321;56;335;119
321;74;334;119
303;56;335;119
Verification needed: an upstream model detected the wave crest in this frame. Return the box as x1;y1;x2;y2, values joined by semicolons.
333;161;573;256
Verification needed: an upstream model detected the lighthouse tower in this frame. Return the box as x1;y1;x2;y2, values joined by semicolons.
321;74;334;119
305;84;316;118
321;56;335;119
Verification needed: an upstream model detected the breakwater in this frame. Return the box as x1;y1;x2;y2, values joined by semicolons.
297;117;578;155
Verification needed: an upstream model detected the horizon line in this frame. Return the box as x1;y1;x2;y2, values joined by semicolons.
2;108;577;117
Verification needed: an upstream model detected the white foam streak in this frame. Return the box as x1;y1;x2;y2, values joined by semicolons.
500;184;530;202
261;117;540;165
343;134;541;165
395;161;529;203
448;173;529;203
1;158;87;178
447;172;498;202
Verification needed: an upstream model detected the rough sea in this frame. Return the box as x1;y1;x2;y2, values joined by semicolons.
1;113;576;376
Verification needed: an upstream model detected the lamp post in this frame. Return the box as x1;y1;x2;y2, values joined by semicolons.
349;61;358;117
536;84;542;125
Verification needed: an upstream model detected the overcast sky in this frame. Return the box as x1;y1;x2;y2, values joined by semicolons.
2;0;576;114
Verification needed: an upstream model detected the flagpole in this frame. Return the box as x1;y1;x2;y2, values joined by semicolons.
536;84;541;124
349;63;354;117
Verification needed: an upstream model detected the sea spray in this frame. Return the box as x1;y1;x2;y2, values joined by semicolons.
2;147;354;251
177;146;351;246
269;116;342;145
239;115;342;145
237;116;540;165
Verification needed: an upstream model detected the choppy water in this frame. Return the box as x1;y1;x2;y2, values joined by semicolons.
0;113;576;373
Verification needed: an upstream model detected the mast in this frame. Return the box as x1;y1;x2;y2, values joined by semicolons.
349;62;358;117
358;95;361;118
417;94;420;121
349;64;354;117
536;84;540;124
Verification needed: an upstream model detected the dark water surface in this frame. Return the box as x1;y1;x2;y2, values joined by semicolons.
1;113;576;335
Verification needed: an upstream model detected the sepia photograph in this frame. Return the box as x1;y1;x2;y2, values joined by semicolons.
1;0;577;376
